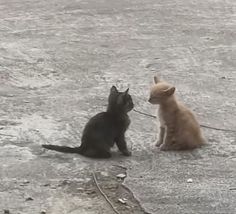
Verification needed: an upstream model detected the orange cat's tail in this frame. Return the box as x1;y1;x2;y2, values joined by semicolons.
200;136;207;145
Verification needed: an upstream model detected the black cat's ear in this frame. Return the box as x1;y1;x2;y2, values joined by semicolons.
110;85;118;94
124;88;129;94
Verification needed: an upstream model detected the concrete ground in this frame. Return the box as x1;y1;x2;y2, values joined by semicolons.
0;0;236;213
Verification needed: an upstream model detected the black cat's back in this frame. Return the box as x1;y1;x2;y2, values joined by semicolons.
82;111;130;144
81;112;116;146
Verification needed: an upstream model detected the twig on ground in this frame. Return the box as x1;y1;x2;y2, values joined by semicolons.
133;108;236;133
0;133;16;137
133;109;156;118
112;164;128;170
199;124;236;132
92;172;120;214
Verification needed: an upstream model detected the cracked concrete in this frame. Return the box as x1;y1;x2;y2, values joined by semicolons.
0;0;236;213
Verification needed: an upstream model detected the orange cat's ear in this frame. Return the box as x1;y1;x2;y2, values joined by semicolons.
154;76;160;84
163;87;175;96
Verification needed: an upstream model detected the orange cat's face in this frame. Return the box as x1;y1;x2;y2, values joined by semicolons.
148;76;175;104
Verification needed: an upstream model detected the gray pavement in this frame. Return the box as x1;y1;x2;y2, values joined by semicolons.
0;0;236;213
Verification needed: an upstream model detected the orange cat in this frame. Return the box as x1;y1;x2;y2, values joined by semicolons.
149;76;205;151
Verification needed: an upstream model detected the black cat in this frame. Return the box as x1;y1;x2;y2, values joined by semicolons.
42;86;134;158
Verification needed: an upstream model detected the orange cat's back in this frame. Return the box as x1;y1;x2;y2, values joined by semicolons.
175;103;205;149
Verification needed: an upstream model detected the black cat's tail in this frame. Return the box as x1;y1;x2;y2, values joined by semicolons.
42;144;82;154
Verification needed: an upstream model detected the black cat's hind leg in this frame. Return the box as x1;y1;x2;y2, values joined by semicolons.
83;148;111;159
95;150;111;158
115;134;131;156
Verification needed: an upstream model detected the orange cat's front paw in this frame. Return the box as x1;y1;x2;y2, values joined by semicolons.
159;144;169;151
155;140;163;147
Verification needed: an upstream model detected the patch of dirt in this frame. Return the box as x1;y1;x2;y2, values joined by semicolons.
56;166;147;214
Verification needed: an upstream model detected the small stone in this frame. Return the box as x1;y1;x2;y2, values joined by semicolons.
25;197;34;201
101;171;109;177
20;180;30;186
187;178;193;183
37;58;44;63
40;210;46;214
4;210;10;214
61;180;70;185
116;173;126;179
118;198;127;204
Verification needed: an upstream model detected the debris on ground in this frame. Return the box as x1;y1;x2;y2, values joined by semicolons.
116;173;127;180
187;178;193;183
118;198;128;205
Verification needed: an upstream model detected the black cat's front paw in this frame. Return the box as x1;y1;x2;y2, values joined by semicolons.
122;150;132;156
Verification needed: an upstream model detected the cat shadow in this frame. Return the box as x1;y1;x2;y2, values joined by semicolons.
41;149;131;162
149;145;205;161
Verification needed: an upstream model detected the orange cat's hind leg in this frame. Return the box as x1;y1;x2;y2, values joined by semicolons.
159;139;181;151
159;141;174;151
168;141;200;151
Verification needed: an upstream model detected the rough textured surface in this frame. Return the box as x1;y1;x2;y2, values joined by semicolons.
0;0;236;213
